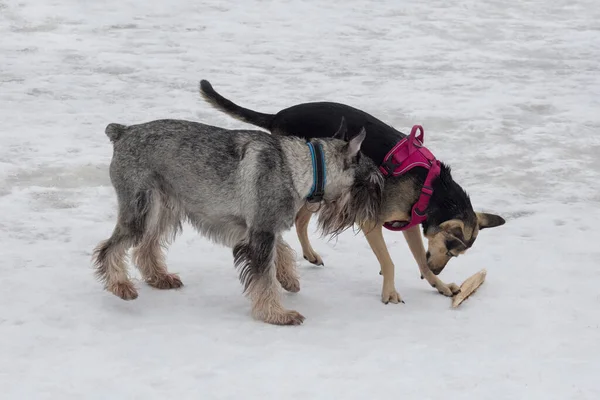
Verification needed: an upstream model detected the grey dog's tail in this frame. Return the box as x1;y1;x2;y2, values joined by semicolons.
105;123;127;143
199;79;274;131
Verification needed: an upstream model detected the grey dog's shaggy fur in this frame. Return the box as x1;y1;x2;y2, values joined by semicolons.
92;118;383;325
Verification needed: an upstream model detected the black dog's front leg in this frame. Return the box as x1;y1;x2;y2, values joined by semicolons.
402;226;460;297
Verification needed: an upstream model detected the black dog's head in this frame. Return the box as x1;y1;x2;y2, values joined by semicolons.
422;164;505;275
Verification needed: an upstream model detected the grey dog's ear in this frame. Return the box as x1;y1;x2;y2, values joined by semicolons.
346;127;366;158
332;117;348;141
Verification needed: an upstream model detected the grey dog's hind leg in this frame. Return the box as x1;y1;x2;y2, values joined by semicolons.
131;193;184;290
93;226;138;300
92;190;155;300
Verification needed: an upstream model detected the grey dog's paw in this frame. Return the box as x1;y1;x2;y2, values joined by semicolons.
278;276;300;293
147;273;183;290
109;281;139;300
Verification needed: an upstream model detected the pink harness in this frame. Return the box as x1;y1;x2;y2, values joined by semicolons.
379;125;441;231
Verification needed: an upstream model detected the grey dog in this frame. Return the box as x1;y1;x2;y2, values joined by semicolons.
92;117;383;325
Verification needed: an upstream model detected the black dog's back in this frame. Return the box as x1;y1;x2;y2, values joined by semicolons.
270;102;405;164
200;80;404;165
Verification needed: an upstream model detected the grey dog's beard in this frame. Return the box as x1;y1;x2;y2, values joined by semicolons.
315;190;380;238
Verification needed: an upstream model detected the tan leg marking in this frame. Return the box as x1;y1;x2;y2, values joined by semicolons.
132;239;183;290
402;225;460;297
295;205;323;266
130;199;183;290
275;239;300;293
361;222;403;304
93;237;138;300
248;266;305;325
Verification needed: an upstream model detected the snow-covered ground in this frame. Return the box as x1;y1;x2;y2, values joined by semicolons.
1;0;599;398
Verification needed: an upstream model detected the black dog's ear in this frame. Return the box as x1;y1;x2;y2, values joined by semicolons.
476;212;506;229
332;116;348;141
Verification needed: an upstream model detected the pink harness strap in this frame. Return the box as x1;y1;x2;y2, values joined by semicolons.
379;125;441;231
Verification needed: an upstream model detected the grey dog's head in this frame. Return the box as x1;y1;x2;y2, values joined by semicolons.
313;118;384;238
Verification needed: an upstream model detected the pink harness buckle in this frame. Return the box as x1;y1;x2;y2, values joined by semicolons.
379;125;441;231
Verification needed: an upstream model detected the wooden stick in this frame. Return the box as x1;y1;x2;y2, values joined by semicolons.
451;269;487;308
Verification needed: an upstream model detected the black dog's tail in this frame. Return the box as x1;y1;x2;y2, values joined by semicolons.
199;79;274;131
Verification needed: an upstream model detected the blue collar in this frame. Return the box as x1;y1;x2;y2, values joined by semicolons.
306;142;326;203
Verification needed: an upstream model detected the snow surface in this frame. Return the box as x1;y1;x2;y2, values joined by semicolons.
1;0;600;398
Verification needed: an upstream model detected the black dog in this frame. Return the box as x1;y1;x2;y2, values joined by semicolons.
200;79;505;304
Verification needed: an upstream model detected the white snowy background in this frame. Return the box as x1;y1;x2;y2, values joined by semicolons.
1;0;599;398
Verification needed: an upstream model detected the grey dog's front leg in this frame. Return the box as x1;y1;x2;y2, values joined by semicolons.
401;225;460;297
234;230;304;325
